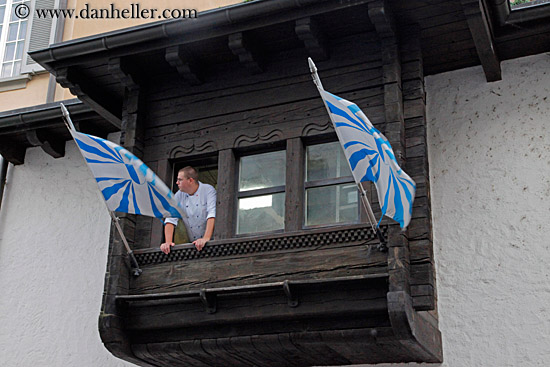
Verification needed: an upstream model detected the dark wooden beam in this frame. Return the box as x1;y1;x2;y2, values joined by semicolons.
461;0;501;82
228;32;263;74
56;67;122;129
25;129;65;159
295;17;328;61
165;46;203;85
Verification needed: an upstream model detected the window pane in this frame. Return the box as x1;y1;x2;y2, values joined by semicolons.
7;22;17;41
18;20;27;39
10;4;17;21
305;183;358;226
13;60;20;74
0;7;5;24
237;193;285;234
4;42;15;61
306;141;351;181
239;150;286;191
15;40;23;59
1;62;12;78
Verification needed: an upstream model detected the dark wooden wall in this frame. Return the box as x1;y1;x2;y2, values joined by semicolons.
134;32;385;249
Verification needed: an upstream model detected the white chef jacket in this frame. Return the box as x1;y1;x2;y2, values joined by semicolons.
165;181;216;241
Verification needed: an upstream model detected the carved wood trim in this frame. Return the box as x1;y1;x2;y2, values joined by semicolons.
233;129;283;148
301;120;332;136
134;225;387;265
168;140;218;158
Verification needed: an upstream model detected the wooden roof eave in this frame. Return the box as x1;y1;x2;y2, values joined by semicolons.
0;100;115;165
28;0;375;66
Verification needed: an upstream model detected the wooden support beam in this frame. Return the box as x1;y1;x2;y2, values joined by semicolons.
25;129;65;159
165;46;203;85
56;67;122;129
228;32;263;74
295;17;328;61
461;0;501;82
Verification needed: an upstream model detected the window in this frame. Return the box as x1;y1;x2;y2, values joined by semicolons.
172;159;218;244
236;150;285;235
305;141;359;227
0;0;28;78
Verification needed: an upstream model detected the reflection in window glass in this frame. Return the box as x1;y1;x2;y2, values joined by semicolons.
237;193;285;234
305;184;358;226
239;150;286;191
306;141;351;181
305;142;358;227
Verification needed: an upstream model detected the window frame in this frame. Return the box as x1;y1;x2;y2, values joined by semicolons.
0;0;29;79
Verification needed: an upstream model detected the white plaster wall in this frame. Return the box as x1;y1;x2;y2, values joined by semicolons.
0;143;136;367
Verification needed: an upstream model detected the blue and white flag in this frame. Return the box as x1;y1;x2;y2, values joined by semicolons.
319;90;416;229
69;130;186;219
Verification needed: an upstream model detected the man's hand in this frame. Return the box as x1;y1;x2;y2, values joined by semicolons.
160;242;175;254
193;238;208;251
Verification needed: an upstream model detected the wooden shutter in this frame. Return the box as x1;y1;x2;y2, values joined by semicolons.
21;0;61;74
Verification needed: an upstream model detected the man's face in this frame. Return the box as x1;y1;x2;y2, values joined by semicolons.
176;172;193;194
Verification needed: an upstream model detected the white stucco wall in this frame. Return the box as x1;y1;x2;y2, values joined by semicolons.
0;53;548;367
425;53;550;367
0;143;135;367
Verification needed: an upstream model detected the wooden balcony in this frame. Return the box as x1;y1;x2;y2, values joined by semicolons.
100;224;442;366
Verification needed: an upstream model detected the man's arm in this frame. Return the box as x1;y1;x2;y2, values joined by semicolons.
193;217;215;251
160;223;176;254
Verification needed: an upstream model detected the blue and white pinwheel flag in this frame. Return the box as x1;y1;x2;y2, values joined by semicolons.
318;89;416;229
69;130;186;219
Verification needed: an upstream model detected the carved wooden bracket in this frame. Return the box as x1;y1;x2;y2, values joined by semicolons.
368;0;397;40
228;32;263;74
108;57;139;91
25;129;65;159
0;139;26;165
295;17;328;61
165;46;203;85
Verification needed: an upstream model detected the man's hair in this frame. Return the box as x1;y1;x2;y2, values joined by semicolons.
179;166;199;181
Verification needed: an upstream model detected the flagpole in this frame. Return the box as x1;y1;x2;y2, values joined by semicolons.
61;103;143;276
308;58;387;250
